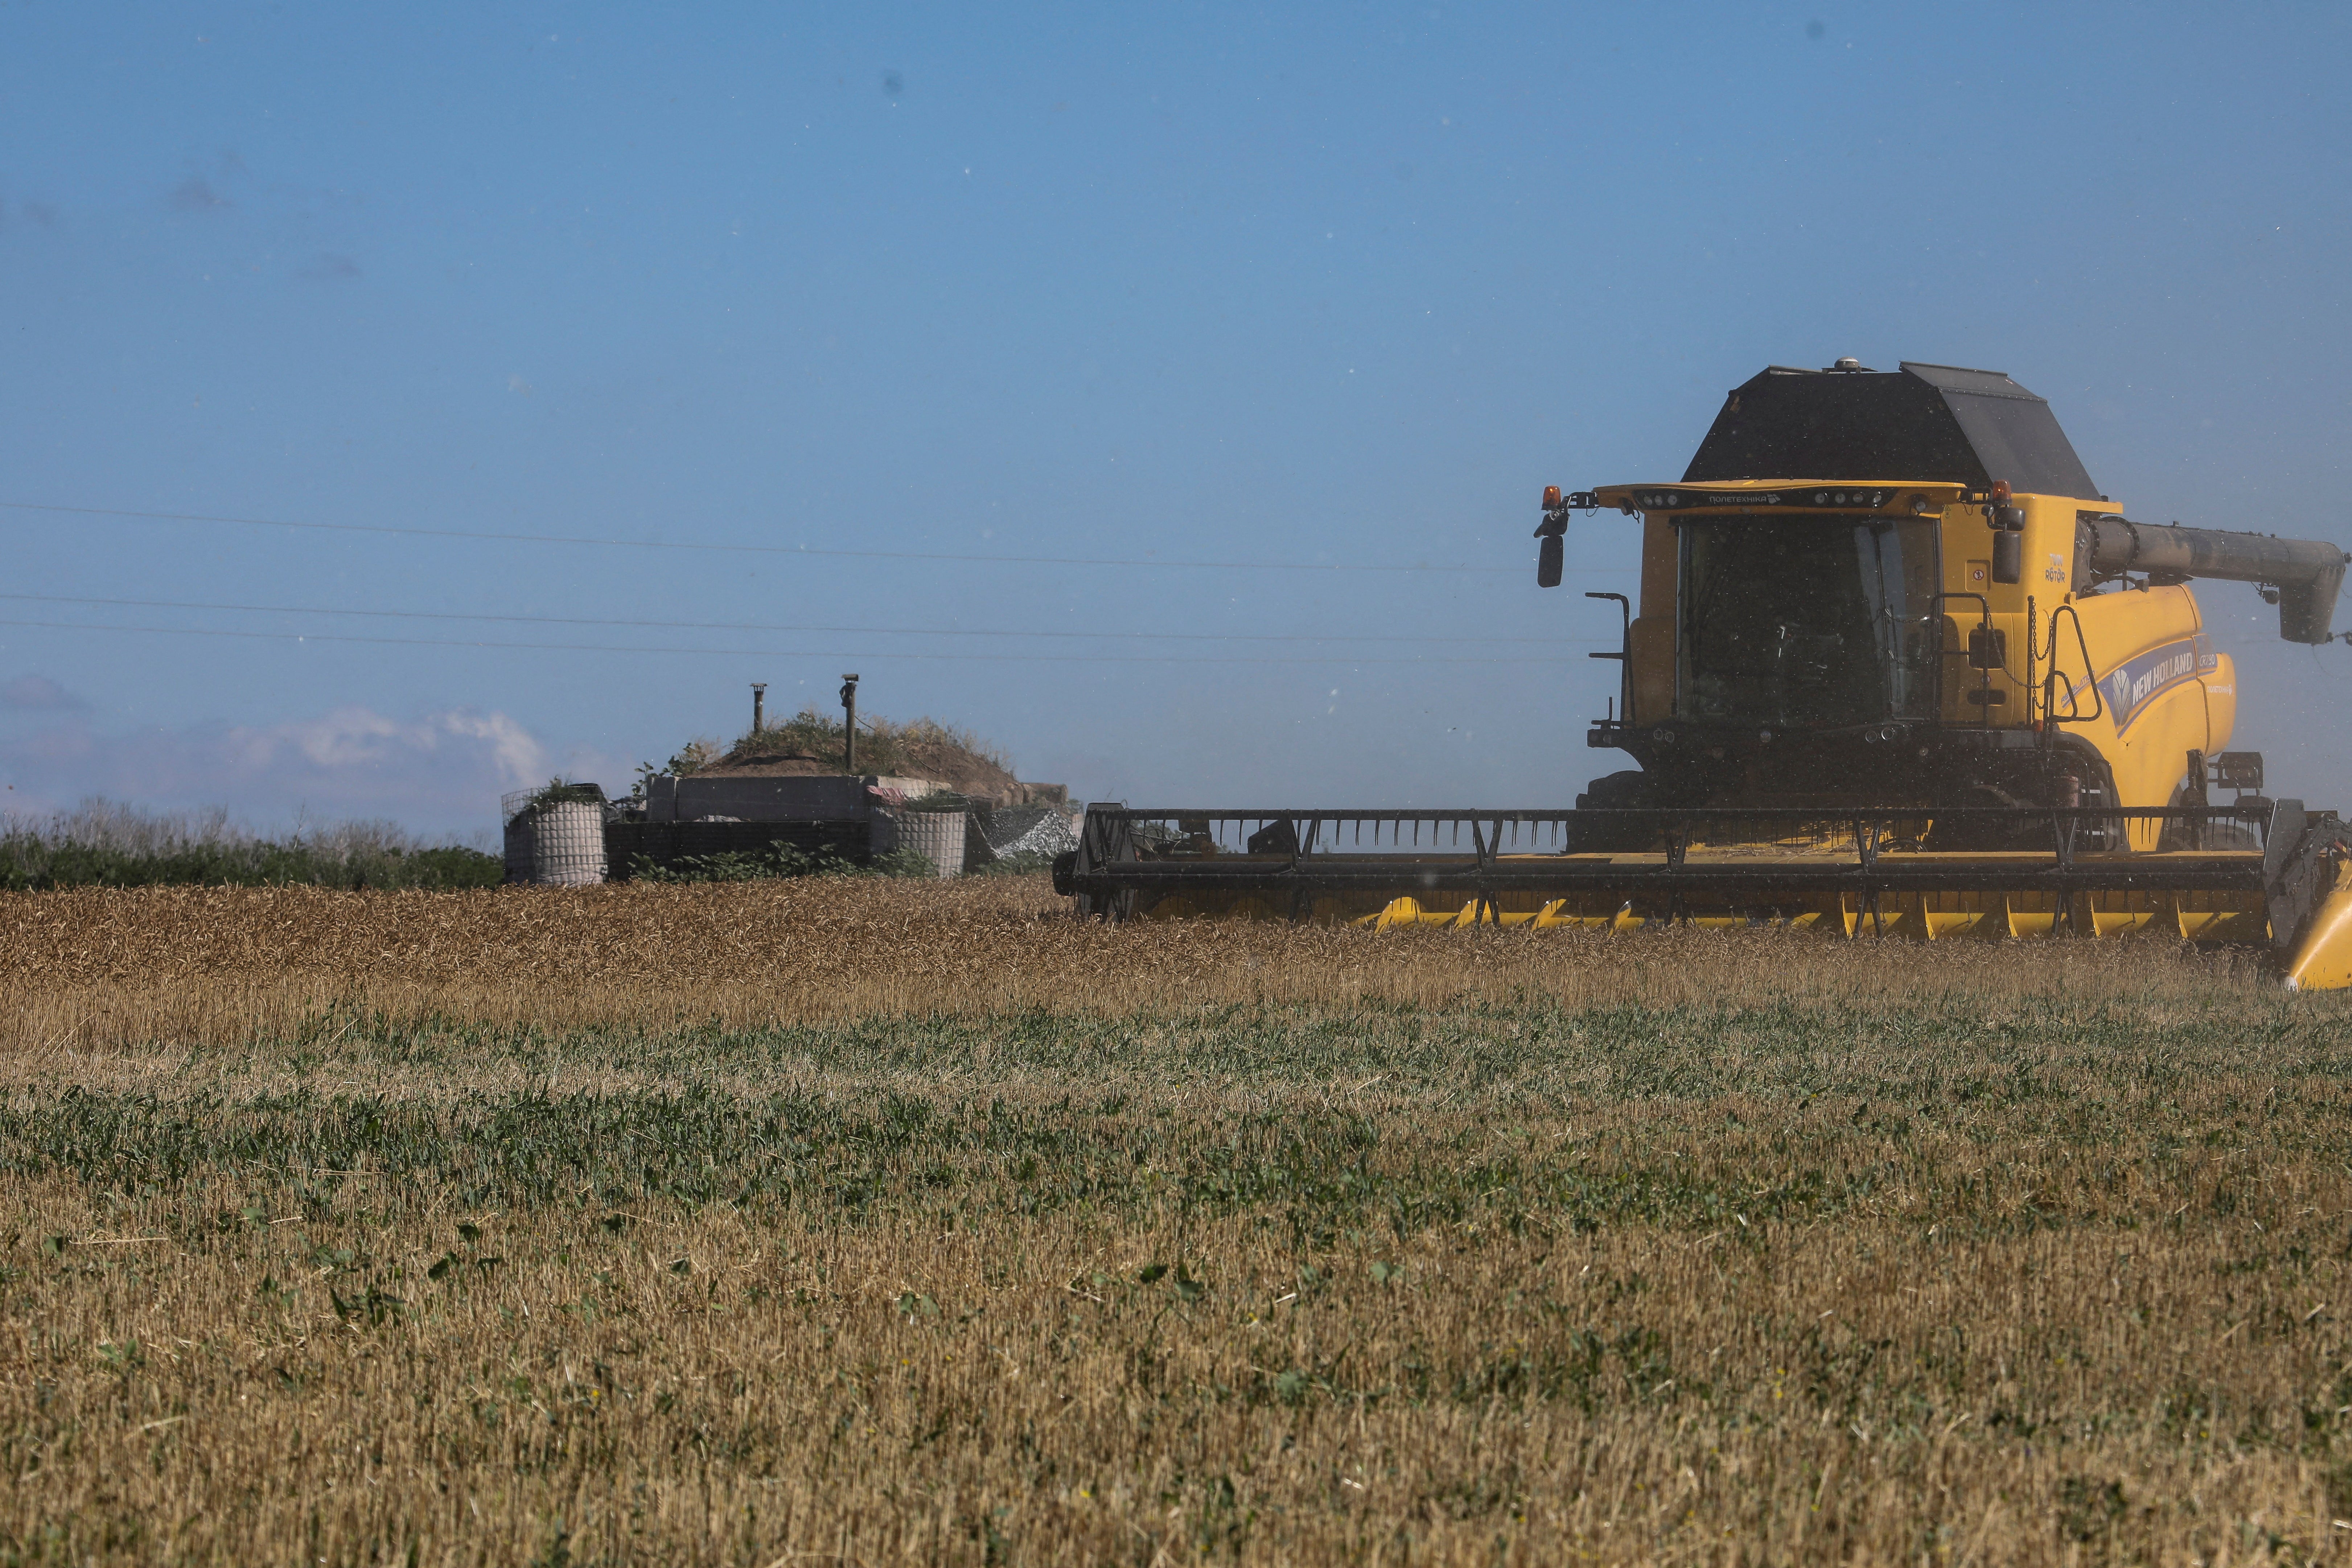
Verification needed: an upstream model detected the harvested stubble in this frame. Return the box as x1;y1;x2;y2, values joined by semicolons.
0;882;2348;1563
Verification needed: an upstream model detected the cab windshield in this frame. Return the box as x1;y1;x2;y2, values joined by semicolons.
1677;514;1941;727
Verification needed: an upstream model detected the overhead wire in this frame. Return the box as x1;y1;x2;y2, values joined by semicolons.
0;498;1637;668
0;592;1601;647
0;499;1624;577
0;617;1592;667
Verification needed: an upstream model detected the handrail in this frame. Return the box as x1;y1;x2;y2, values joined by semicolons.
2040;602;2105;727
1586;591;1633;725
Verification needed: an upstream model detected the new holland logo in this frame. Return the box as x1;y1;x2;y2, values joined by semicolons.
2099;637;2211;733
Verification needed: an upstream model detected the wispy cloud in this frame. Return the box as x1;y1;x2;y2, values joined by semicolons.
0;674;86;711
0;196;60;230
231;705;549;785
0;702;563;834
168;175;231;213
299;252;362;281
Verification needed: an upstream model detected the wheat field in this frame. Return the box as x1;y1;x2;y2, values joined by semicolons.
0;875;2289;1055
2;877;2349;1563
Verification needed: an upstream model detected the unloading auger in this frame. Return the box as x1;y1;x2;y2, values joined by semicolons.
1054;359;2352;989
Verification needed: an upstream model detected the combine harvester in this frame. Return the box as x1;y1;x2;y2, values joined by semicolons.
1057;359;2352;989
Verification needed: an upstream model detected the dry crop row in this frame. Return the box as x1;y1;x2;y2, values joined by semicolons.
0;876;2296;1052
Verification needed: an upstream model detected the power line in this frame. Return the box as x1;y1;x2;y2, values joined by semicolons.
0;591;1601;647
0;499;1604;576
0;616;1594;667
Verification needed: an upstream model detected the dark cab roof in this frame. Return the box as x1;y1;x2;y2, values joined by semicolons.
1681;361;2102;500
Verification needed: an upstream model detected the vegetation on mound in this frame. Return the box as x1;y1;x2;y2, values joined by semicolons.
0;799;499;891
642;707;1017;790
0;996;2347;1561
721;705;1007;777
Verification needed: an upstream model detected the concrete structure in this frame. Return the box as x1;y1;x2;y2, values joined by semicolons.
621;770;1076;879
640;774;941;824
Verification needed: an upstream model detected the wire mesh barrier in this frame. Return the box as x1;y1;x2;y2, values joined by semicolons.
879;798;967;879
500;784;612;886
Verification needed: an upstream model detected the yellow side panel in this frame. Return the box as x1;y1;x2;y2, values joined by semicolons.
2201;653;2238;757
1638;515;1678;619
2113;674;2212;844
2286;864;2352;992
2064;585;2209;822
1629;515;1679;723
1628;616;1673;725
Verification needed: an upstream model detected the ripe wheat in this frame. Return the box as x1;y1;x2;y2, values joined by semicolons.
0;878;2344;1563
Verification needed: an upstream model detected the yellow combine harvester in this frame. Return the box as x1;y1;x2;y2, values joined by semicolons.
1058;359;2352;989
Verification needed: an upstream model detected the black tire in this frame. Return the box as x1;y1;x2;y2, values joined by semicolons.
1566;771;1666;852
1575;770;1652;810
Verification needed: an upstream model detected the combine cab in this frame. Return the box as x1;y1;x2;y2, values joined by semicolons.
1058;360;2352;990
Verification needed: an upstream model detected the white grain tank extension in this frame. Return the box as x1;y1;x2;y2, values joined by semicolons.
502;785;609;886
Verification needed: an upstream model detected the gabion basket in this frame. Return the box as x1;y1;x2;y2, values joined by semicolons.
887;797;967;879
502;783;609;886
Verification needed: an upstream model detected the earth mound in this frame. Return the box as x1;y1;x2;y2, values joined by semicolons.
688;711;1068;811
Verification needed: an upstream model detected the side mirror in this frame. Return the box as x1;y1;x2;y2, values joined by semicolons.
1991;531;2023;584
1537;533;1564;588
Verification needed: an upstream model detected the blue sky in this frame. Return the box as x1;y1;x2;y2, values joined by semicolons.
1;3;2347;834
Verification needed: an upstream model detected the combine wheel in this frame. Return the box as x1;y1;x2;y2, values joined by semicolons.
1567;771;1671;852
